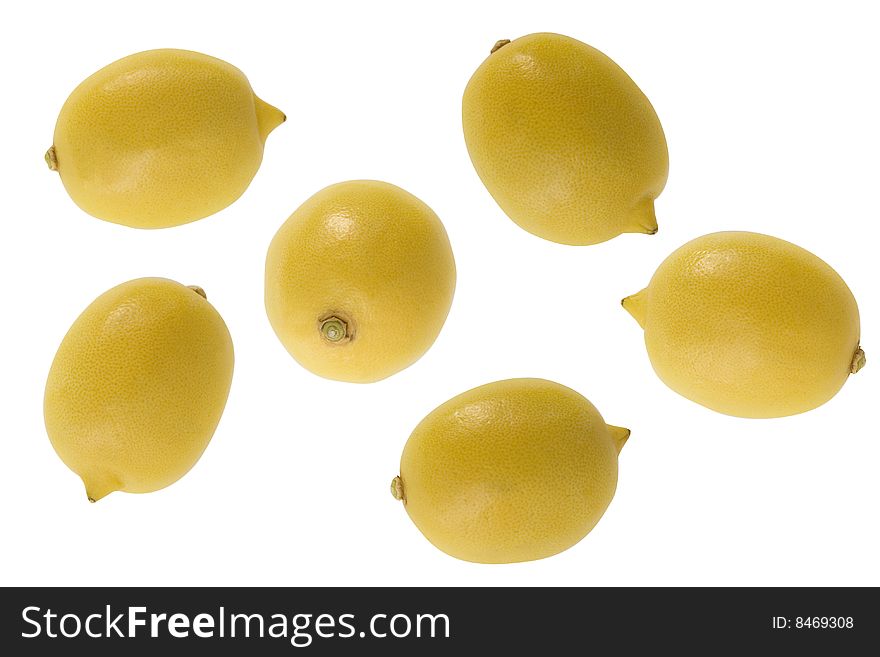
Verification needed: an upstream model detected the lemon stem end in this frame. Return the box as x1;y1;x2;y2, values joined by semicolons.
490;39;511;54
187;285;207;300
391;476;405;503
851;347;866;374
320;316;350;344
45;146;58;171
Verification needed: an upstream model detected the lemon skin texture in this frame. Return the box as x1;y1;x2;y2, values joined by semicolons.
392;378;629;563
47;49;285;228
462;33;668;246
265;180;456;383
44;278;234;501
623;232;864;418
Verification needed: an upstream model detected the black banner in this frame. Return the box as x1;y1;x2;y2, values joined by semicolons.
0;587;874;654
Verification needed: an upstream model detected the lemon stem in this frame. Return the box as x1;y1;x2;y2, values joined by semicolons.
490;39;511;54
187;285;207;300
45;146;58;171
850;347;866;374
320;316;350;343
391;476;405;502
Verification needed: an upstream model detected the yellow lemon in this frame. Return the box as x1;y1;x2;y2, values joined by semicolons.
462;33;668;246
47;49;285;228
391;378;628;563
265;180;456;383
623;232;865;418
44;278;234;501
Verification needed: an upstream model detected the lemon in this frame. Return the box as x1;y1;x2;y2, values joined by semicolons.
44;278;234;501
462;33;668;245
391;378;628;563
46;49;285;228
265;180;456;383
623;232;865;418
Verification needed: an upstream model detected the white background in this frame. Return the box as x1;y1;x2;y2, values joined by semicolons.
1;0;877;587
